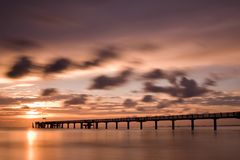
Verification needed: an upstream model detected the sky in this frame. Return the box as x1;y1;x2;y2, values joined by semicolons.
0;0;240;127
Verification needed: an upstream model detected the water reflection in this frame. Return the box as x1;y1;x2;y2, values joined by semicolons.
0;128;236;160
27;130;36;160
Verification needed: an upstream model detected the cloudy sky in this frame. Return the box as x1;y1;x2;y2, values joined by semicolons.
0;0;240;127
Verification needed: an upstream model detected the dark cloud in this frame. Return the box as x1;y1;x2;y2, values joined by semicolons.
142;69;186;85
89;69;133;89
79;47;119;69
188;95;240;106
144;82;179;96
123;98;137;108
0;93;86;108
0;96;18;105
203;78;217;86
180;77;208;98
143;69;165;79
144;77;209;98
41;88;58;96
21;106;30;109
64;95;87;106
142;95;155;103
0;38;41;51
5;47;120;79
167;70;186;85
0;96;36;106
52;47;120;74
207;96;240;106
44;58;72;74
156;99;183;109
136;106;145;111
6;56;35;78
156;100;172;109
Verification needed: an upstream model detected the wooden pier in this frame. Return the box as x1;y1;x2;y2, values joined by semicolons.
34;111;240;130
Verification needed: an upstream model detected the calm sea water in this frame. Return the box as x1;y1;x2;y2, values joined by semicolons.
0;128;239;160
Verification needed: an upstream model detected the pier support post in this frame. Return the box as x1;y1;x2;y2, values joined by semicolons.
213;118;217;131
155;121;158;130
172;120;175;130
116;122;118;129
127;121;130;130
81;123;83;129
191;119;195;131
61;123;63;128
67;123;69;129
140;121;143;130
73;123;76;129
95;122;99;129
105;122;108;129
87;123;91;129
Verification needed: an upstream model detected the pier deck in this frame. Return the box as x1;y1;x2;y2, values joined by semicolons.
34;111;240;130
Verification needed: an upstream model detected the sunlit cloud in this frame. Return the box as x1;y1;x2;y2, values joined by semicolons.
24;101;62;108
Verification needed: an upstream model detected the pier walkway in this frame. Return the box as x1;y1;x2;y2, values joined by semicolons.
34;111;240;130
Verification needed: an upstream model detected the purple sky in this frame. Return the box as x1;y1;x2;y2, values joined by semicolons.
0;0;239;127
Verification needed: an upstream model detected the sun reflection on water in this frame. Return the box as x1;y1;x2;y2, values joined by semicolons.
27;130;37;160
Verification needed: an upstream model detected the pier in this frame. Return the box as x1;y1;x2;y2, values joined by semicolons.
34;111;240;130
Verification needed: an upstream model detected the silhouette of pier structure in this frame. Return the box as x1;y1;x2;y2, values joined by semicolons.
34;111;240;131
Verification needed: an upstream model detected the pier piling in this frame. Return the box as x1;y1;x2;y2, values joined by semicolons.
172;120;175;130
155;121;158;130
105;122;108;129
127;121;130;130
81;122;83;129
191;119;195;131
214;118;217;131
140;121;143;130
96;122;99;129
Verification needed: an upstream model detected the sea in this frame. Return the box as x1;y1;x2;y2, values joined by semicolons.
0;127;239;160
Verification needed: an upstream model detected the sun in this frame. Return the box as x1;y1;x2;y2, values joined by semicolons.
25;110;41;119
26;110;39;115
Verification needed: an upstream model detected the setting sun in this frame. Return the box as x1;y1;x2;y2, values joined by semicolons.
24;111;41;119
